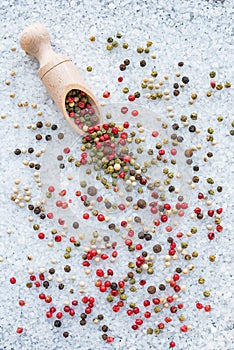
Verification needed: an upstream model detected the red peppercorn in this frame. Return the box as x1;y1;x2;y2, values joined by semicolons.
16;327;23;334
216;208;223;214
64;306;70;313
204;305;211;312
103;91;110;98
158;322;164;329
208;210;214;217
210;81;216;88
46;311;52;318
99;285;107;293
125;239;132;246
106;337;114;343
216;225;223;232
83;213;89;220
196;302;203;309
82;296;89;303
180;324;188;332
144;311;151;318
152;298;160;305
96;269;104;277
143;300;150;307
133;307;140;314
50;306;56;313
169;341;176;348
38;232;45;239
56;312;63;319
85;307;91;314
97;214;105;222
112;305;120;312
10;277;16;284
128;94;135;102
132;324;138;330
135;318;143;325
18;300;25;306
69;309;75;316
161;214;168;222
208;232;215;240
127;309;133;316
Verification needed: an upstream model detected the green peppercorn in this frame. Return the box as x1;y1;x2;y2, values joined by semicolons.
216;83;223;90
198;277;205;284
122;42;129;49
122;87;129;94
107;37;113;43
154;306;161;313
137;46;144;53
203;290;210;297
86;66;92;72
224;81;231;88
207;177;214;184
209;255;216;262
209;71;216;78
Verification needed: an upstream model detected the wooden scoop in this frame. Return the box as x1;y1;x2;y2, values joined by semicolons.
19;23;102;135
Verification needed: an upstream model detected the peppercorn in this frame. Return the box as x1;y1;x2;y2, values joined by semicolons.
63;332;69;338
36;134;42;140
159;284;165;291
80;319;86;326
119;64;126;71
140;60;146;67
153;244;162;253
49;268;55;274
36;121;43;128
188;125;196;132
124;59;130;65
182;76;189;84
54;320;61;327
58;283;64;290
147;286;156;294
14;148;21;155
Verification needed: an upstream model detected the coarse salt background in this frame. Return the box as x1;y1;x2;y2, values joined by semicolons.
0;1;233;350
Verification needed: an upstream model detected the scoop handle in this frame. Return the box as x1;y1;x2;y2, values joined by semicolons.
19;23;58;67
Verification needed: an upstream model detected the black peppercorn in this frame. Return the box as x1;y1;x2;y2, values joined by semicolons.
159;284;166;291
124;59;130;65
111;282;118;290
182;76;189;84
49;268;55;274
36;121;43;128
51;124;58;130
119;64;126;71
176;267;182;273
102;325;109;332
28;204;34;210
28;147;34;153
80;319;86;325
140;60;146;67
172;123;179;130
54;320;62;327
145;233;152;241
58;283;64;290
193;165;199;172
173;83;179;89
14;148;21;155
64;265;71;272
36;134;42;140
45;135;52;141
63;332;69;338
188;125;196;132
43;281;49;289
